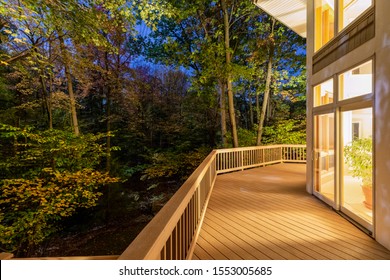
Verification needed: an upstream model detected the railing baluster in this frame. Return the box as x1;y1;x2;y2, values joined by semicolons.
225;151;228;169
189;199;193;246
178;218;182;259
172;227;177;260
184;207;188;253
161;246;165;260
181;216;185;259
226;152;229;169
166;236;171;260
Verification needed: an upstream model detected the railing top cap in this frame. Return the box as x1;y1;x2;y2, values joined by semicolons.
215;144;306;153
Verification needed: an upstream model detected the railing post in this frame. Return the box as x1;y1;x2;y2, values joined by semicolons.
262;148;265;166
241;150;244;170
280;146;283;163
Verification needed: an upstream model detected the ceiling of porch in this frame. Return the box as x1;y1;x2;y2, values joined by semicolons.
254;0;307;37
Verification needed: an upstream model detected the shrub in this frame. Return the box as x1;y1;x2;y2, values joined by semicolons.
262;119;306;145
0;124;119;253
141;147;211;182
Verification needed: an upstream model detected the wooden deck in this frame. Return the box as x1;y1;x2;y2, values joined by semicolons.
192;164;390;260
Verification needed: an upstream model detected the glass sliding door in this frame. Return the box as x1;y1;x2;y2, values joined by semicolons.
312;60;373;231
314;113;335;204
341;108;373;227
339;60;373;229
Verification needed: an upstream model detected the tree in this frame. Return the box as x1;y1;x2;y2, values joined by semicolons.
256;17;275;145
0;0;307;256
0;0;136;135
240;11;306;145
142;0;261;147
221;0;238;147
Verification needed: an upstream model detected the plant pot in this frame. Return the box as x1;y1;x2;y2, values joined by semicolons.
361;185;372;210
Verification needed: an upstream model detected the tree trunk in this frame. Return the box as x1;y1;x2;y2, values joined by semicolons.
256;17;276;146
249;94;254;129
58;30;80;136
106;89;112;172
104;52;112;172
39;74;52;129
267;95;272;121
48;73;54;128
221;0;238;147
256;92;259;123
219;79;227;147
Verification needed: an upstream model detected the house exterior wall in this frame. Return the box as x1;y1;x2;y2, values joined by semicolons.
306;0;314;196
373;0;390;251
312;8;375;74
307;0;390;250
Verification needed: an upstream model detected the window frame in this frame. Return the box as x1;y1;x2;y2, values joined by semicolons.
314;0;375;53
338;0;373;32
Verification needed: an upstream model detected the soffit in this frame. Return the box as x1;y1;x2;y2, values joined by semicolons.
254;0;307;38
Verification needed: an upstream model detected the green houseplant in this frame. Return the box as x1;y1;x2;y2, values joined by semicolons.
344;136;373;209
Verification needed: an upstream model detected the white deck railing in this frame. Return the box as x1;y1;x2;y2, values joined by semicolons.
216;144;306;174
118;144;306;260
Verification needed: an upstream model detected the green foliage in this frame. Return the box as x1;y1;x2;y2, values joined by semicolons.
0;124;119;252
0;0;135;56
142;147;211;181
344;137;372;186
237;128;257;147
0;124;113;178
262;119;306;145
0;168;118;252
224;128;257;148
131;0;175;29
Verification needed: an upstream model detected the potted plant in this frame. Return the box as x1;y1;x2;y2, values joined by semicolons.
344;136;373;209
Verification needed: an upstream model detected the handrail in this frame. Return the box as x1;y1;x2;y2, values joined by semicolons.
0;252;118;260
0;253;13;260
12;255;119;260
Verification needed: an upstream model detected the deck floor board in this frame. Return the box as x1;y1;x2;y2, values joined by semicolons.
192;164;390;260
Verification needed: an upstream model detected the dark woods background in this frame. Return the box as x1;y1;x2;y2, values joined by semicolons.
0;0;306;257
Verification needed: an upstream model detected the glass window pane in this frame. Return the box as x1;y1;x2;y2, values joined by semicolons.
315;0;335;51
339;60;372;100
314;79;333;107
342;108;372;224
314;113;335;202
339;0;372;31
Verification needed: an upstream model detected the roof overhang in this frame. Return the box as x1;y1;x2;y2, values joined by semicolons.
254;0;307;38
